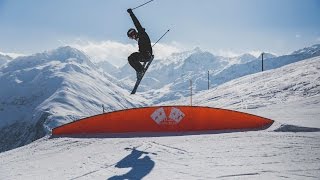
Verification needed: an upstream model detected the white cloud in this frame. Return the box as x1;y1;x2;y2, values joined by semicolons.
295;34;301;38
0;51;26;58
316;37;320;42
63;39;184;67
65;40;136;67
213;49;276;58
214;49;261;58
248;50;264;57
214;49;241;57
152;42;184;59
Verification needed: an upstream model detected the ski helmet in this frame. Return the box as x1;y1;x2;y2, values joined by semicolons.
127;28;137;38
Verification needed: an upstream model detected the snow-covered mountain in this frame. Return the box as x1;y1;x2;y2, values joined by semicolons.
232;53;257;64
0;46;146;153
0;54;12;67
210;44;320;89
102;47;279;97
258;52;277;60
100;45;318;104
96;61;119;74
291;44;320;56
147;44;319;103
163;56;320;127
109;48;230;93
1;55;319;179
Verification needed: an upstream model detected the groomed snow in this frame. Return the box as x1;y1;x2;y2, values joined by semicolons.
0;130;319;179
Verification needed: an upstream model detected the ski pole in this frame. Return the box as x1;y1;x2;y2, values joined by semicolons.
152;29;170;47
132;0;154;10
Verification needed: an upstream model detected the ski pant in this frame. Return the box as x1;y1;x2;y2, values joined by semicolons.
128;52;151;72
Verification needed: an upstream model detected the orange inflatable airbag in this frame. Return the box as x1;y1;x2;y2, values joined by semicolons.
52;106;273;135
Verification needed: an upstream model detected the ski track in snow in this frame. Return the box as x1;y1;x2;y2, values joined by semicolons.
0;131;320;179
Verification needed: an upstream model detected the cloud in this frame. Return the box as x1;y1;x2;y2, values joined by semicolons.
152;42;184;59
248;50;264;57
0;51;26;58
63;39;184;67
295;34;301;38
213;49;276;58
214;49;241;57
317;37;320;42
214;49;261;57
64;40;136;67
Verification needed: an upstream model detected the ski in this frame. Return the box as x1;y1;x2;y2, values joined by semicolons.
131;55;154;94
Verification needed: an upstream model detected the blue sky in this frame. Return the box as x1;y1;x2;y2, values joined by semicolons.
0;0;320;65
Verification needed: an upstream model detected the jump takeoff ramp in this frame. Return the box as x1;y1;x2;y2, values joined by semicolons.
52;106;274;136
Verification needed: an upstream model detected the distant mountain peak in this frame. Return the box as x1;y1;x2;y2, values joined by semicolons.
0;54;13;67
239;53;256;59
52;46;81;55
0;53;13;60
1;46;95;73
235;53;257;64
45;46;92;64
291;44;320;56
193;47;202;52
257;52;277;60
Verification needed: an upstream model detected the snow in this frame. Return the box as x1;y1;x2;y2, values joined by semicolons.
0;46;146;152
291;44;320;56
1;45;320;179
1;131;319;179
103;45;318;104
0;54;12;68
130;45;317;103
163;56;320;128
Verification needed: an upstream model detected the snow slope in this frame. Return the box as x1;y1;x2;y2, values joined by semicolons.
96;61;119;75
147;44;320;103
1;53;320;179
0;46;146;152
1;131;319;179
163;56;320;128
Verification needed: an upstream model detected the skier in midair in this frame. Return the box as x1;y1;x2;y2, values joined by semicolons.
127;8;153;79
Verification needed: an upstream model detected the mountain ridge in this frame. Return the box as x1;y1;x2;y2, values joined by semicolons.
0;46;146;152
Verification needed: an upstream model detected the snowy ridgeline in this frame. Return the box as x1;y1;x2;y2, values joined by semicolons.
0;46;147;152
0;45;320;153
107;44;320;103
142;45;320;103
0;54;12;68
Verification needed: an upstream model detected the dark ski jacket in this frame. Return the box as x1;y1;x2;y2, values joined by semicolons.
128;11;153;58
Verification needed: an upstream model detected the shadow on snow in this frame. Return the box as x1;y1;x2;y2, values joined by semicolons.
108;148;155;180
